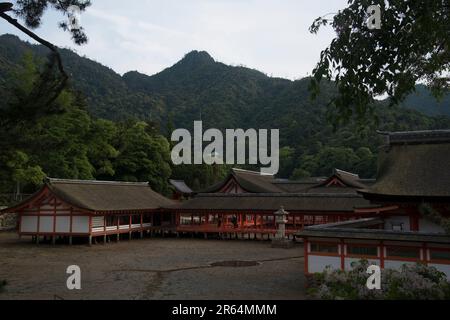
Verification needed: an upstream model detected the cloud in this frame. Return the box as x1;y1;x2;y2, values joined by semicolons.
1;0;349;79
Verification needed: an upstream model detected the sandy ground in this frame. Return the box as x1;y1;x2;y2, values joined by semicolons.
0;232;306;300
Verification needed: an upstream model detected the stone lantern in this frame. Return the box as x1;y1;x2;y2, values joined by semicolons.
271;206;294;248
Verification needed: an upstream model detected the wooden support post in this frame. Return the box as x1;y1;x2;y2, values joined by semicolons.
69;236;73;245
36;236;40;245
129;232;132;240
88;236;92;246
104;234;107;244
117;233;120;242
140;231;143;239
52;236;56;245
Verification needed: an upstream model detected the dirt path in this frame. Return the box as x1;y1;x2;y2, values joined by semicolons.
0;232;306;300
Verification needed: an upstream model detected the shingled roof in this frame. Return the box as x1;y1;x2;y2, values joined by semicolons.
170;193;370;212
360;130;450;198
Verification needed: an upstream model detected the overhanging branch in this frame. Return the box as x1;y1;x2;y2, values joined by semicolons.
0;9;68;105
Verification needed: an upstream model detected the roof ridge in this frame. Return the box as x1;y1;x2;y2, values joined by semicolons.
334;168;359;178
46;178;150;186
379;129;450;145
196;193;362;198
232;168;273;176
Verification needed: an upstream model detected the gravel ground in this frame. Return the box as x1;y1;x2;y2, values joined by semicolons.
0;232;306;300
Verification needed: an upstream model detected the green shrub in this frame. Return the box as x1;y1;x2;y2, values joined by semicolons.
308;260;450;300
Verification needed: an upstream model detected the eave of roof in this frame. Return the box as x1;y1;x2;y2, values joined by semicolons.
297;227;450;244
168;192;371;212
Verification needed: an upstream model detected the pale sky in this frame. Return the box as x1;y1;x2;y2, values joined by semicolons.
0;0;349;80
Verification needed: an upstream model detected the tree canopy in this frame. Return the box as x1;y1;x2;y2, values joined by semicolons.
310;0;449;123
7;0;91;44
0;53;173;199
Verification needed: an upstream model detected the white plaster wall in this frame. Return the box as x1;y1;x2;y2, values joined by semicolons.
55;216;71;233
20;216;37;233
72;216;89;234
419;219;445;233
428;264;450;280
345;258;380;270
308;255;341;273
39;216;53;233
384;216;410;231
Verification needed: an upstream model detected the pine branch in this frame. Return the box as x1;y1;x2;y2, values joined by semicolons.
0;10;68;105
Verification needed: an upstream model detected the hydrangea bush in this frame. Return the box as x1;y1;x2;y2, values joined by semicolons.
307;260;450;300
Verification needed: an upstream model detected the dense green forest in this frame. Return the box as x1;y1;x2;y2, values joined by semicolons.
0;34;449;196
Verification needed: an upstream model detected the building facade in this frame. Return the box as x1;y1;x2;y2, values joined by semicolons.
1;178;176;244
298;130;450;278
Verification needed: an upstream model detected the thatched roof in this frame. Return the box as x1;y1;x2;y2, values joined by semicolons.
360;130;450;198
3;178;175;213
170;193;370;212
46;179;175;212
201;168;370;194
201;169;285;193
273;177;326;193
305;169;372;193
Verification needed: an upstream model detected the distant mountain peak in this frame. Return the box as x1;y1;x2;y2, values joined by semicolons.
177;50;215;67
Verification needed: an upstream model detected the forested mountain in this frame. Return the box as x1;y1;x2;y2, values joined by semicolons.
399;84;450;117
0;33;449;192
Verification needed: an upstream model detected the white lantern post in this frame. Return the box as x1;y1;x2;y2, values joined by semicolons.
272;206;294;248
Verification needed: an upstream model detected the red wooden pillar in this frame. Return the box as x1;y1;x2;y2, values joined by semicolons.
410;215;420;231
